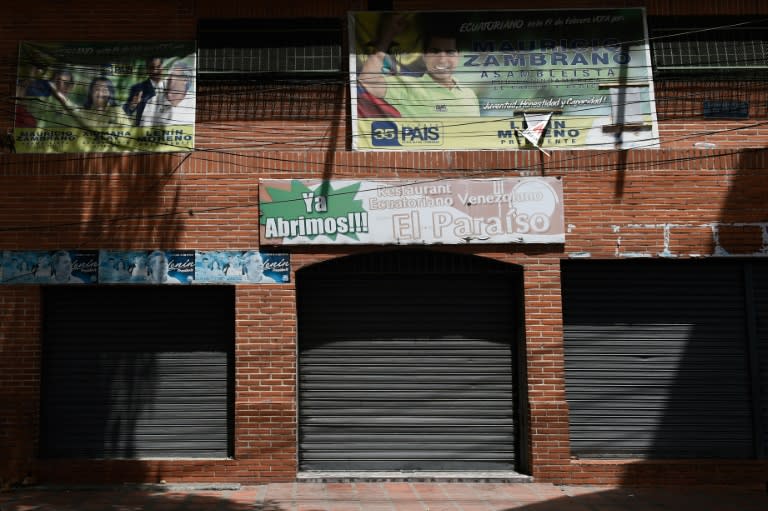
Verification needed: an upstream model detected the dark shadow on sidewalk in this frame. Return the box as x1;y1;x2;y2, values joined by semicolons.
0;488;282;511
497;486;768;511
1;485;767;511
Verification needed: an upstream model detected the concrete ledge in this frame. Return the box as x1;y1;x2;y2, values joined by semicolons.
297;471;533;483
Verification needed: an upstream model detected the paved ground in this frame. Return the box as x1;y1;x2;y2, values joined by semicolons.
1;482;767;511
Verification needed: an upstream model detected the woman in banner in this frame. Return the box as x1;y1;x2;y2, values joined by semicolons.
77;76;132;129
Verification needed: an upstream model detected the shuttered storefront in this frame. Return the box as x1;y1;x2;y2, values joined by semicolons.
41;286;234;459
563;260;766;459
755;263;768;457
297;251;521;471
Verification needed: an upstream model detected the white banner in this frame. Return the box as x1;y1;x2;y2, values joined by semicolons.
259;177;564;245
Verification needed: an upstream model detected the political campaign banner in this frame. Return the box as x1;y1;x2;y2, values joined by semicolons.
1;250;98;284
194;251;290;284
260;178;564;245
350;8;658;151
15;41;196;153
99;250;194;284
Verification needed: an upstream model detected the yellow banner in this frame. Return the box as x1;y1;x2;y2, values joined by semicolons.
15;41;196;153
355;115;656;151
14;126;194;153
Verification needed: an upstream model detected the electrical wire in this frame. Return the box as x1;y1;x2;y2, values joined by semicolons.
2;116;766;238
2;16;768;237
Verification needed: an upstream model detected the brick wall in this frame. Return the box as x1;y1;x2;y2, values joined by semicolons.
0;288;39;489
4;149;767;485
2;0;768;487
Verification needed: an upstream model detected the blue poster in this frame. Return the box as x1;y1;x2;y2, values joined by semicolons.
1;250;98;284
195;251;290;284
99;250;194;284
2;249;288;285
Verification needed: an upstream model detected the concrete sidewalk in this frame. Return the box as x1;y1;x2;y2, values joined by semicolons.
1;481;766;510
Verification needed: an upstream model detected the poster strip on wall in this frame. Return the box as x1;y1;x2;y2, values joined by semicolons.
195;251;291;284
1;250;98;284
1;250;289;285
349;8;659;151
99;250;195;284
259;178;564;245
0;250;291;285
15;41;196;153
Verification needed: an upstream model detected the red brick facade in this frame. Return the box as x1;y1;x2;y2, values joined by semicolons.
2;1;768;487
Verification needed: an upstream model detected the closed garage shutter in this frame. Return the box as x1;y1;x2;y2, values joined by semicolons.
754;263;768;457
297;251;520;471
563;260;758;459
41;286;234;459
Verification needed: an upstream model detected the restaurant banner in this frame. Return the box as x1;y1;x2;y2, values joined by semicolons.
1;250;98;284
259;178;564;245
15;41;196;153
350;8;658;151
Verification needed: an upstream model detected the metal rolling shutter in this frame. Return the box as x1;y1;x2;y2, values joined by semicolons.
754;263;768;457
563;260;755;459
41;286;234;459
297;251;520;471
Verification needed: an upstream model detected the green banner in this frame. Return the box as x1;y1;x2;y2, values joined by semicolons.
15;41;196;153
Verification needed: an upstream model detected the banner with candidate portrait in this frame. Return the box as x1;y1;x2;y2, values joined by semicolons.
99;250;194;284
1;250;98;284
350;9;659;151
15;41;196;153
260;178;564;245
2;249;288;285
195;251;291;284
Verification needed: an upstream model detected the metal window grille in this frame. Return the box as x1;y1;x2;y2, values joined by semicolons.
198;46;342;75
648;16;768;119
653;37;768;70
649;16;768;70
198;18;343;76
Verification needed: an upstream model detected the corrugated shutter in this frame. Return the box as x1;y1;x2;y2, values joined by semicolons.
753;263;768;457
41;286;234;459
297;251;520;471
563;260;755;459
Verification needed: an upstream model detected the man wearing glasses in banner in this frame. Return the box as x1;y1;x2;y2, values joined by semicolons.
140;61;195;127
358;13;480;118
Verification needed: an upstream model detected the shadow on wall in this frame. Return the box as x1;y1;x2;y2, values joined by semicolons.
40;287;160;461
639;149;768;478
715;150;768;257
563;148;768;486
0;153;189;251
38;286;234;477
69;153;189;248
0;152;190;486
563;259;767;483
